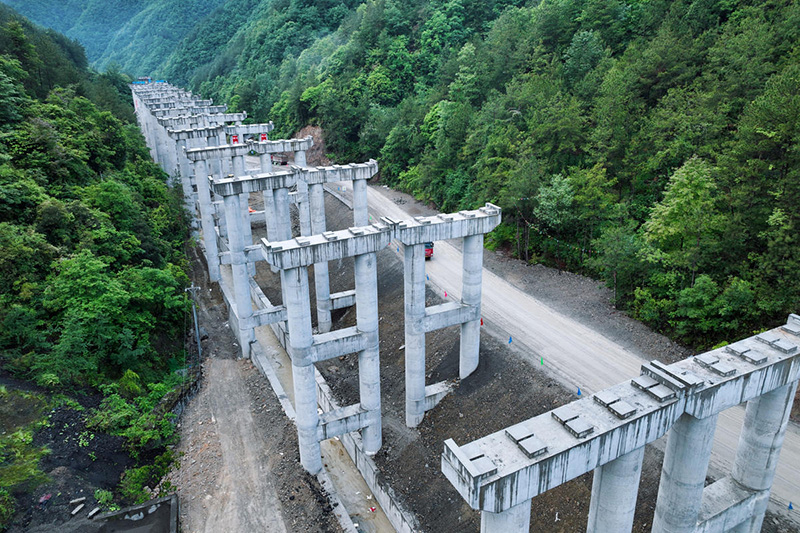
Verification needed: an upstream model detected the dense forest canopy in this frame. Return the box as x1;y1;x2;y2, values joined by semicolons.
0;5;190;525
5;0;800;346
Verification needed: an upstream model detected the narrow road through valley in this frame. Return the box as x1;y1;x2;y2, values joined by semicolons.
359;183;799;521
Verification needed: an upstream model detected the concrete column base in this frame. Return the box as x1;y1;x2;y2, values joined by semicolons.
652;413;718;533
587;446;644;533
481;500;531;533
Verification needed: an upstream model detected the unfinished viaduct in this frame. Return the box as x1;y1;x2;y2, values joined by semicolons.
131;81;799;533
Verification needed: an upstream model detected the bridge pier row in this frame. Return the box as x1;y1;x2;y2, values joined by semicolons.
191;158;221;282
480;500;531;533
652;413;719;533
355;252;382;453
282;265;323;474
460;234;483;379
587;445;645;533
222;192;254;358
729;380;799;532
404;243;427;428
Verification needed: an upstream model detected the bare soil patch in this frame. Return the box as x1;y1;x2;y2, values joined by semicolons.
164;247;342;533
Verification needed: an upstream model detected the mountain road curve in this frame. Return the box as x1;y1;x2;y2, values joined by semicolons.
352;182;799;523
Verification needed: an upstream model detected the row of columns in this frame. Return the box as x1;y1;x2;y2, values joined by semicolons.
131;82;501;480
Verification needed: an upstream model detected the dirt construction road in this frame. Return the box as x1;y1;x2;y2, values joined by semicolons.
360;184;800;522
200;358;288;533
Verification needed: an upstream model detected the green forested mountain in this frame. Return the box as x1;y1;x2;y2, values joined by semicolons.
175;0;799;348
8;0;800;347
0;6;190;526
1;0;226;73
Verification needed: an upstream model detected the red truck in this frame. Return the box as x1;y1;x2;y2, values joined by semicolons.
425;242;434;259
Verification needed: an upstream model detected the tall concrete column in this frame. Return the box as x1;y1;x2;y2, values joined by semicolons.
460;234;483;379
259;152;273;173
262;189;278;241
652;413;718;533
404;243;427;427
174;137;196;223
160;129;177;179
207;135;223;178
147;112;163;167
219;131;231;176
232;154;255;276
480;500;531;533
353;179;368;226
192;159;221;282
281;266;322;474
309;183;332;332
587;446;645;533
273;188;291;241
222;193;254;358
729;380;799;533
258;152;278;242
355;252;381;453
239;191;255;277
295;149;307;168
296;180;312;238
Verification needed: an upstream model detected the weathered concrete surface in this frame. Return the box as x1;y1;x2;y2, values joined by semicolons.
442;321;799;531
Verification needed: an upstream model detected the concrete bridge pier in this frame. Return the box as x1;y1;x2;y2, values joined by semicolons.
273;188;291;241
652;413;719;533
219;130;231;176
231;153;255;276
171;134;196;224
586;446;645;533
222;192;255;358
293;149;333;332
309;182;332;332
355;251;382;453
190;158;221;282
281;265;323;474
480;500;531;533
353;178;368;226
460;234;483;379
729;380;799;532
404;243;427;428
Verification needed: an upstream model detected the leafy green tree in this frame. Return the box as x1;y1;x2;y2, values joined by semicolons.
0;222;55;296
644;157;724;281
563;31;606;89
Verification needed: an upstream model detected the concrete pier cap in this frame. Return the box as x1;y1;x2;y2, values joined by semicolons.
442;316;800;528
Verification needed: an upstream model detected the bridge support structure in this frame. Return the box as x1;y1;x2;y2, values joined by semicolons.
390;207;501;427
442;314;800;533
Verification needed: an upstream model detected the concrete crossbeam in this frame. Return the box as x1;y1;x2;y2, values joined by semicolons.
696;477;768;532
317;403;371;441
424;381;455;412
419;302;480;334
185;142;255;161
152;106;228;117
301;161;378;185
305;327;368;364
225;122;274;136
389;203;501;244
218;245;265;265
168;125;224;140
208;169;296;195
442;322;800;516
261;225;393;269
248;306;288;329
249;136;314;154
331;290;356;310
